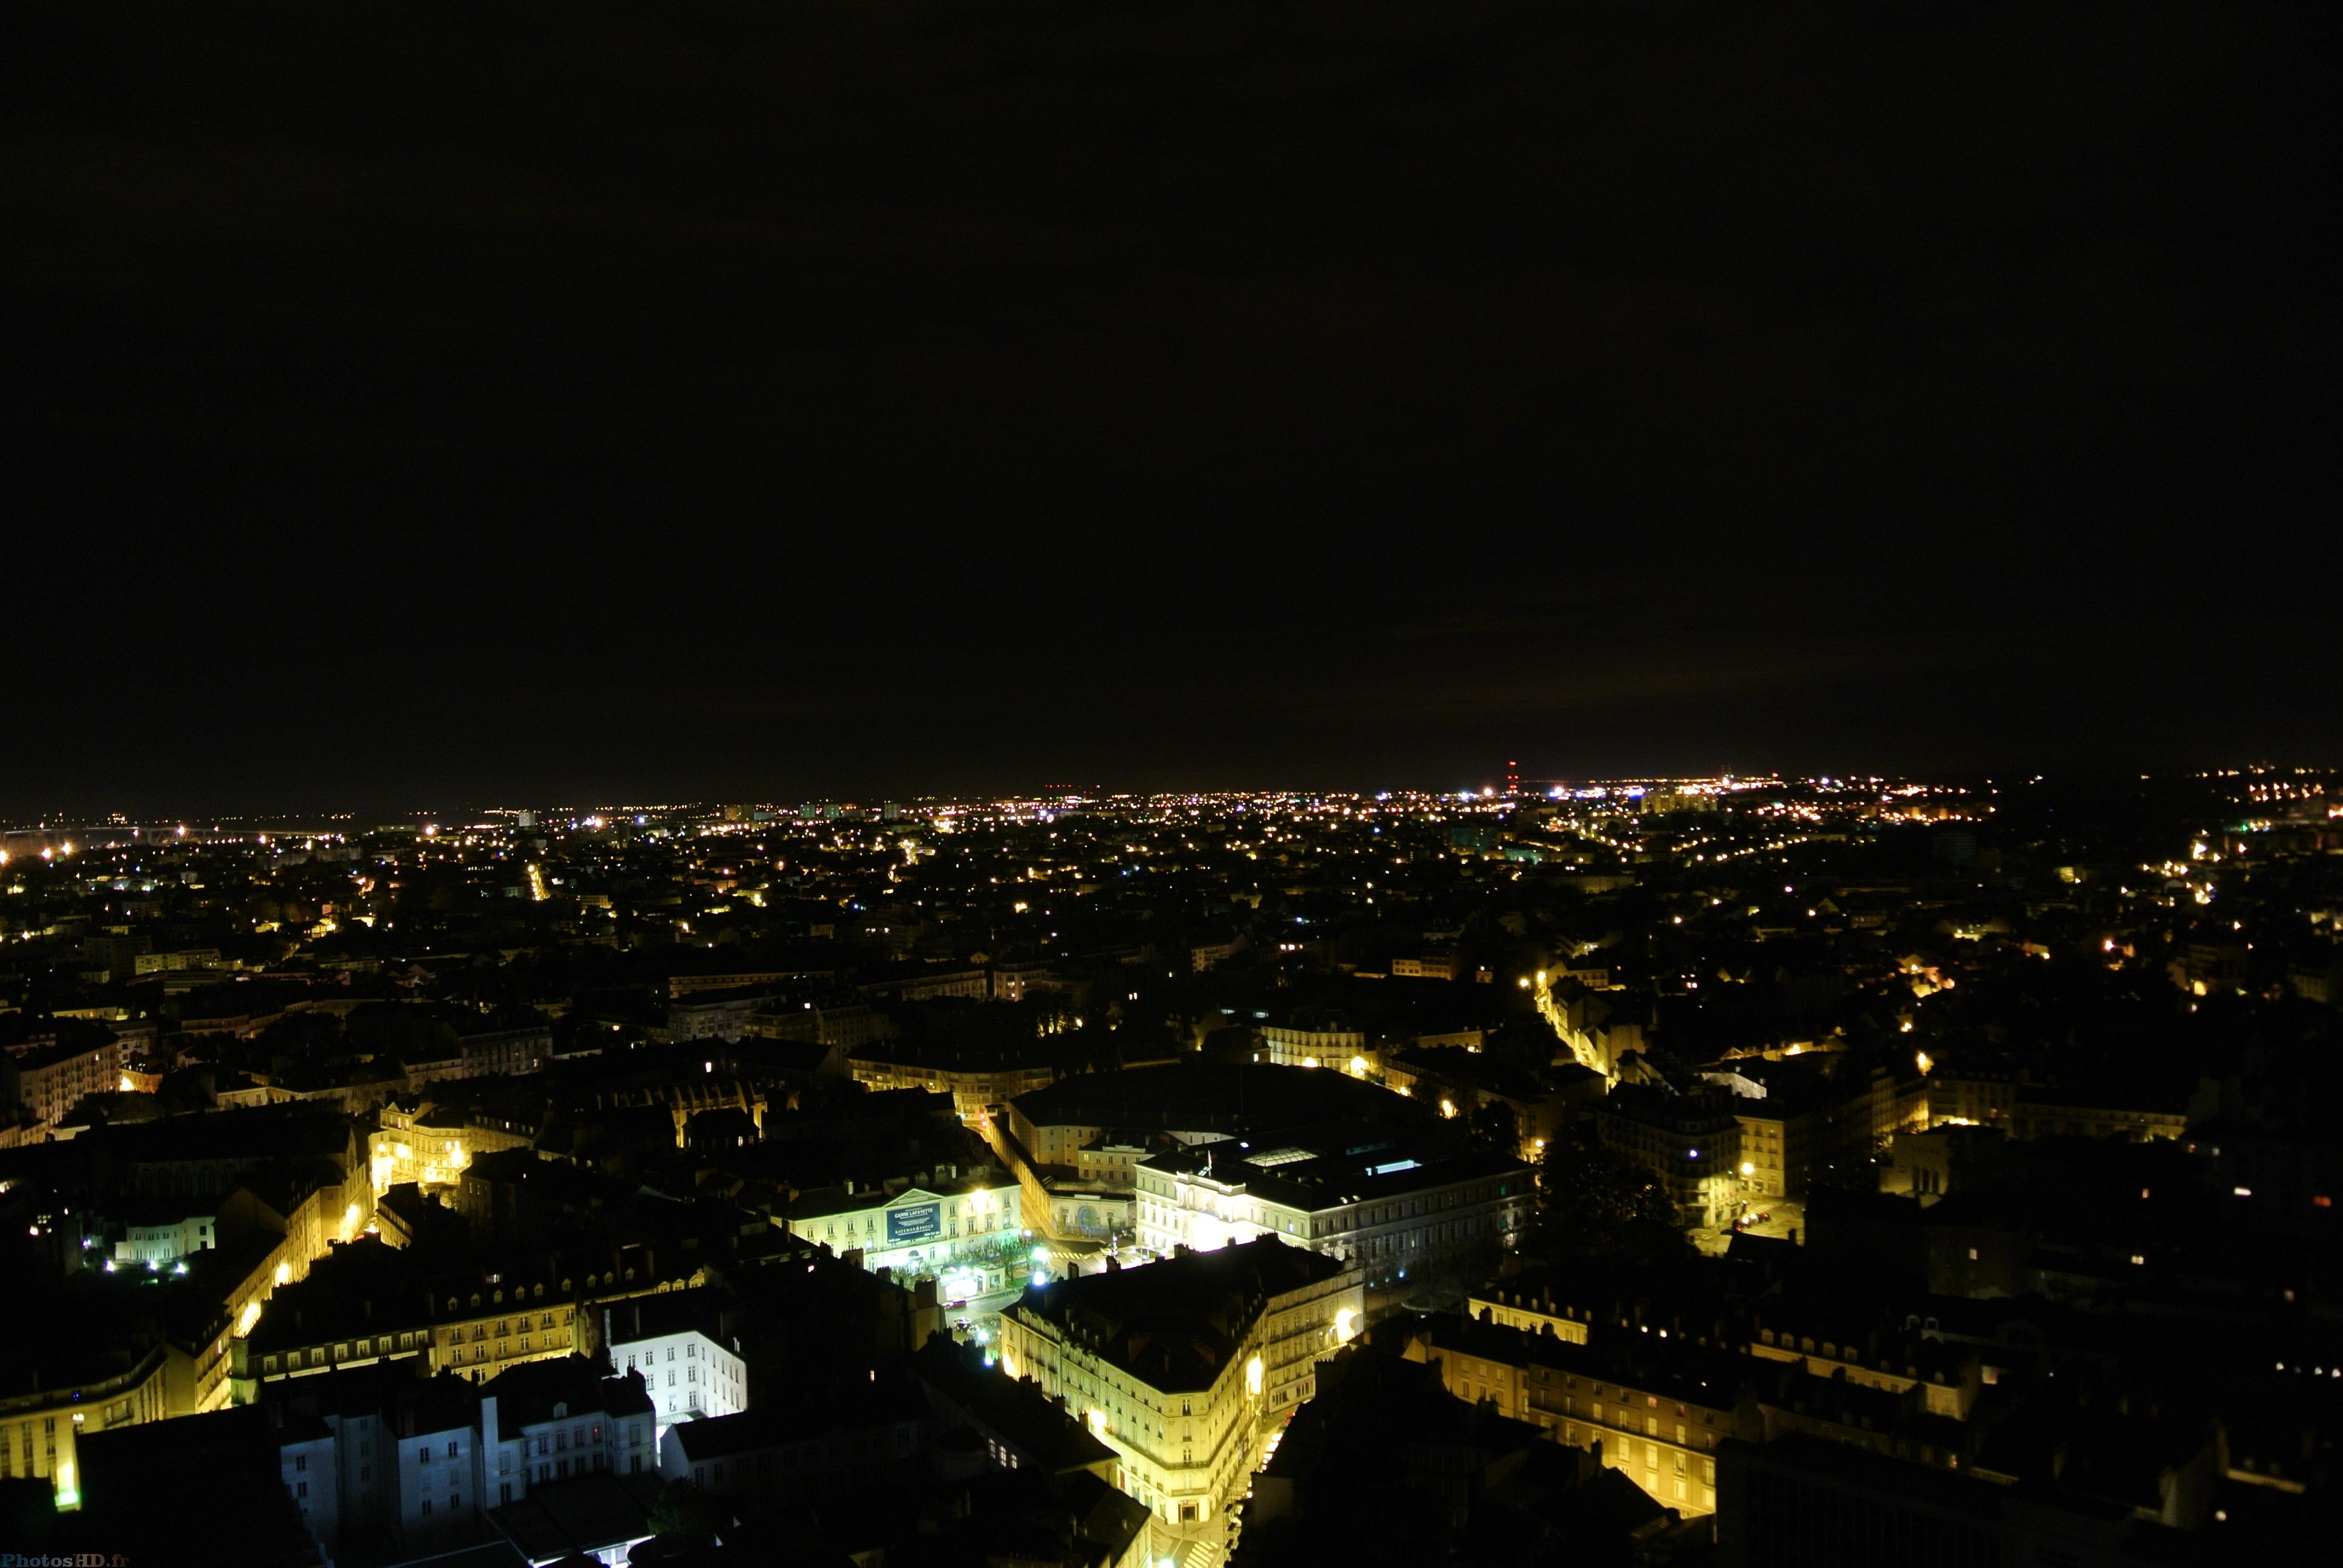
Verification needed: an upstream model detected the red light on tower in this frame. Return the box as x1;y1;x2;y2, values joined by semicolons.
1506;760;1520;797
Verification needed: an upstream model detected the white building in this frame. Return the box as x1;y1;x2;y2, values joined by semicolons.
479;1358;658;1502
1134;1138;1531;1295
781;1172;1021;1281
2;1034;122;1131
272;1359;657;1560
601;1289;748;1432
113;1207;215;1267
272;1367;483;1561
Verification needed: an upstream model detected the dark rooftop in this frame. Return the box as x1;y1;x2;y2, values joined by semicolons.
1009;1234;1351;1393
1011;1062;1427;1143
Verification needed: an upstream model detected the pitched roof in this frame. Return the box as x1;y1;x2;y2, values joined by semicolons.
601;1284;735;1348
482;1356;650;1429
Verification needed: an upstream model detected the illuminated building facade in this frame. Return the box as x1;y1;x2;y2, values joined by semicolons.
269;1358;657;1555
274;1370;480;1555
370;1101;475;1192
603;1287;748;1430
111;1205;216;1267
1134;1139;1531;1293
454;1023;551;1077
781;1172;1022;1282
0;1342;172;1506
998;1236;1362;1563
231;1235;702;1401
991;960;1067;1001
1256;1021;1365;1069
998;1062;1437;1245
1405;1312;1755;1517
1380;1047;1593;1163
1468;1280;1592;1343
1593;1087;1746;1228
481;1359;658;1498
1703;1057;1929;1198
847;1046;1057;1121
3;1033;122;1132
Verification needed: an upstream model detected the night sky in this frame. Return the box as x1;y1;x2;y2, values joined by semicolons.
5;1;2336;812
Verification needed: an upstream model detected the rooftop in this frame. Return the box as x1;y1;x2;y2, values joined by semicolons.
1008;1234;1351;1393
1139;1136;1528;1213
482;1357;652;1430
601;1284;736;1348
1010;1062;1426;1145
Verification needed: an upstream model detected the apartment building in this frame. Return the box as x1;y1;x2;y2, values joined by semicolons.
603;1288;748;1429
1134;1137;1531;1295
1406;1312;1759;1517
999;1236;1362;1563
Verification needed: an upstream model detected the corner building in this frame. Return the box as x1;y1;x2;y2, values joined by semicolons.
998;1235;1362;1564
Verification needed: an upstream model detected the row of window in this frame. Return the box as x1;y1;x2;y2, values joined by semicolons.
819;1210;1005;1242
441;1273;628;1313
265;1333;413;1373
464;1313;563;1339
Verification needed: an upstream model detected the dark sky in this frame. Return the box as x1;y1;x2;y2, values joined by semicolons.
5;1;2337;813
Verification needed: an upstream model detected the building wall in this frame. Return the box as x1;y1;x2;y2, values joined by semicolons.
458;1027;551;1076
850;1057;1055;1121
1927;1073;2015;1129
238;1271;696;1403
392;1418;480;1549
2010;1100;2186;1143
5;1038;123;1130
370;1106;534;1194
1257;1027;1365;1068
1417;1327;1743;1517
1133;1166;1529;1292
487;1394;657;1503
0;1344;172;1503
115;1212;215;1266
611;1331;747;1427
657;1410;925;1500
280;1429;340;1547
784;1181;1021;1279
998;1264;1361;1560
430;1302;585;1382
1593;1104;1744;1228
1467;1287;1592;1345
1046;1187;1133;1240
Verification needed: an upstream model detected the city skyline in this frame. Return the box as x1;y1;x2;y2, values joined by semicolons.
5;762;2336;1563
4;2;2336;1558
8;762;2342;831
